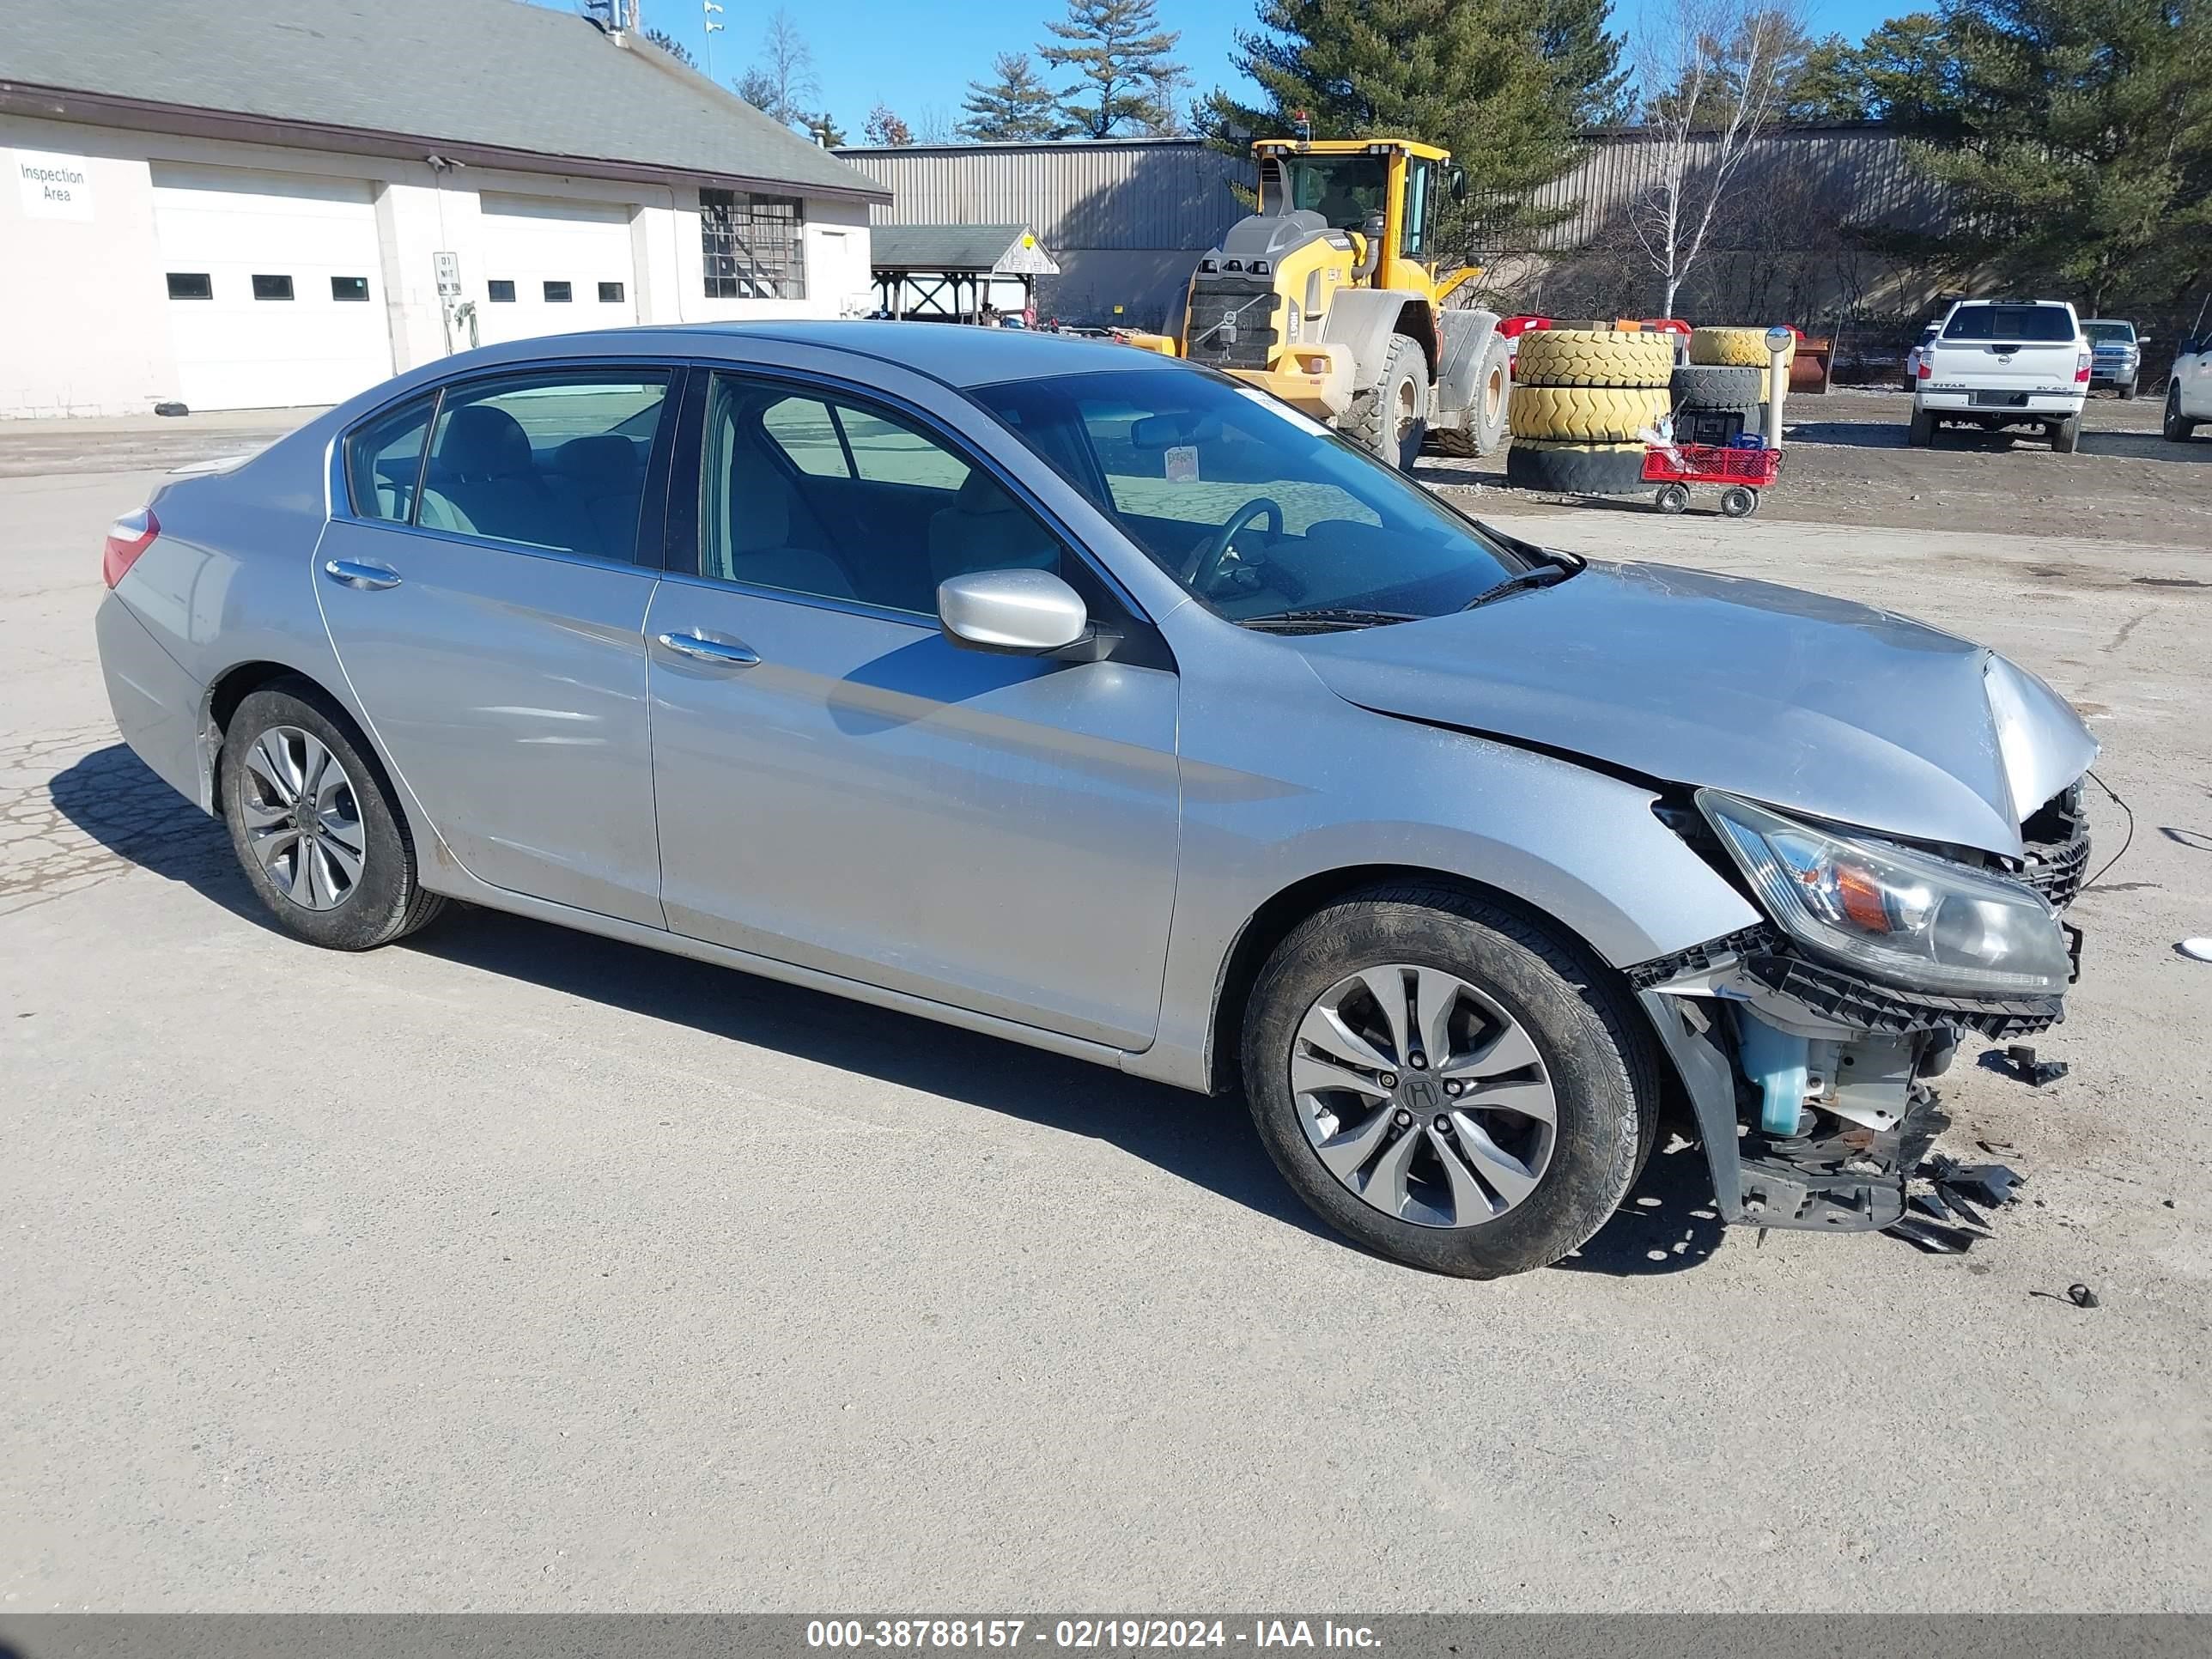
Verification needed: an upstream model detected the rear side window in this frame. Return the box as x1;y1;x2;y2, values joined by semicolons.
345;396;436;523
416;371;672;560
1942;305;2075;343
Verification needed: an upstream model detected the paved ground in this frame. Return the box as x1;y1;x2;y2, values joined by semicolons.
3;404;2209;1613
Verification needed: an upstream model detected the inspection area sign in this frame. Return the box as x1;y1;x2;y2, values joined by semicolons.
13;149;94;221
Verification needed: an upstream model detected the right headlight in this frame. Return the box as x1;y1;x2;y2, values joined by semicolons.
1698;790;2073;998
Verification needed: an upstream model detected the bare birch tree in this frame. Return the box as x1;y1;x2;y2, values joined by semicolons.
1631;0;1806;315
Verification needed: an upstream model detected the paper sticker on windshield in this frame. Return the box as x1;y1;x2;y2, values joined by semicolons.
1234;384;1334;437
1164;444;1200;483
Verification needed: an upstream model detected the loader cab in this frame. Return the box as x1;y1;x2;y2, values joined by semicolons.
1252;138;1465;293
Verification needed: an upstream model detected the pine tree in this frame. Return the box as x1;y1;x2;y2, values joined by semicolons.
866;103;917;146
959;53;1062;140
1782;14;1963;128
1539;0;1633;126
641;27;696;68
1039;0;1188;138
1905;0;2212;312
1197;0;1585;249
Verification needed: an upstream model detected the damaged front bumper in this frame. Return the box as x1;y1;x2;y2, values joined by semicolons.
1630;787;2091;1233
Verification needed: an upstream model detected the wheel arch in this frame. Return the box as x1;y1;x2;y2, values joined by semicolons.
1202;861;1636;1097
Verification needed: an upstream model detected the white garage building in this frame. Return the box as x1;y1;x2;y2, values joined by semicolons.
0;0;889;417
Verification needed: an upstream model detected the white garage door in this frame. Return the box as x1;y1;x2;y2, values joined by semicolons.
476;194;638;346
152;164;393;411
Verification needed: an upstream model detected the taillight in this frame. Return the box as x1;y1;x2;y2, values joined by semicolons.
102;507;159;588
2075;351;2092;384
1916;358;1932;379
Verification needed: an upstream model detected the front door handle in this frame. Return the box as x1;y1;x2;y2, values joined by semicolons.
324;558;402;591
656;629;761;668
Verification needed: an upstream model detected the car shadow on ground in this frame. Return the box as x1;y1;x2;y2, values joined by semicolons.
48;741;1720;1277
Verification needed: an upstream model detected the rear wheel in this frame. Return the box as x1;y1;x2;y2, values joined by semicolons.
2166;385;2199;442
1655;482;1691;514
221;684;445;951
1241;885;1656;1278
1718;485;1759;518
2051;414;2081;453
1908;405;1934;447
1348;332;1429;470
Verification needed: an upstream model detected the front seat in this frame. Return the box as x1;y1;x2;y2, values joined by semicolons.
713;441;855;599
927;471;1060;587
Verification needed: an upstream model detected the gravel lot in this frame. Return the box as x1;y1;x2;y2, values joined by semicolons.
3;398;2209;1613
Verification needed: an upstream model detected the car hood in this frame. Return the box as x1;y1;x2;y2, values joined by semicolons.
1292;560;2096;858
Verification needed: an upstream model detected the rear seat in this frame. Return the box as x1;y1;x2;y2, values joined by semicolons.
554;434;648;563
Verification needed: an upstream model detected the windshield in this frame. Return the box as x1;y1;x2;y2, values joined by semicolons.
970;367;1528;623
1278;155;1389;229
2082;321;2135;345
1942;305;2076;343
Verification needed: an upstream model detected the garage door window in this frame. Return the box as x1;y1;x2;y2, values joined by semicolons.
701;189;805;299
414;371;672;562
331;276;370;301
599;282;626;304
544;281;573;303
167;273;212;300
489;281;516;302
252;274;294;301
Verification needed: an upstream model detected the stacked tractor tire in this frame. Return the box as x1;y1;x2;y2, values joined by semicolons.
1505;329;1675;494
1671;325;1796;443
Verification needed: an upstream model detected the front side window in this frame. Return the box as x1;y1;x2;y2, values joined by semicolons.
404;370;671;559
345;396;436;524
973;367;1524;623
700;372;1064;616
1943;305;2075;343
701;187;805;299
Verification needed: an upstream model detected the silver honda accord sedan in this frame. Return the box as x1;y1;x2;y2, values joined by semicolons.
94;323;2099;1277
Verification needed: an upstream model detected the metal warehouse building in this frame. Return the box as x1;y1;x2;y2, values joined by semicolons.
0;0;888;417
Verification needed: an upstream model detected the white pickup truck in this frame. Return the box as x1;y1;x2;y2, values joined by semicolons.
1911;298;2089;453
2166;331;2211;442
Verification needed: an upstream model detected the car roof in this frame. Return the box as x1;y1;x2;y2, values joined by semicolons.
655;319;1170;388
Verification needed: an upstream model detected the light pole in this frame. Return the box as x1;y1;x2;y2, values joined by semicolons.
703;0;724;79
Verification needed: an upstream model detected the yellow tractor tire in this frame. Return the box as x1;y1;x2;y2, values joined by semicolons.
1513;328;1674;390
1690;325;1795;398
1508;385;1672;443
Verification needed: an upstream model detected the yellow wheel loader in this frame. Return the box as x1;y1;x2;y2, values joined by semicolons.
1134;138;1511;471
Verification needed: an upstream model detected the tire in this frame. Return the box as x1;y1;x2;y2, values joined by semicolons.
1506;440;1650;495
1240;884;1658;1278
2166;386;2201;442
1469;331;1511;454
1690;325;1796;369
1655;483;1691;514
2118;379;2136;401
1908;405;1934;447
1347;332;1428;470
1508;384;1670;442
2051;414;2081;453
1514;328;1674;390
221;683;446;951
1669;364;1762;408
1718;485;1759;518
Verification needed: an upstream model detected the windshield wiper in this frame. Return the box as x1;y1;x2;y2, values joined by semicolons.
1462;564;1573;611
1238;606;1421;634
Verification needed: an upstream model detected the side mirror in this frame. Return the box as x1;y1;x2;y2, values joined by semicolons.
2136;333;2152;345
1449;166;1468;204
938;568;1093;656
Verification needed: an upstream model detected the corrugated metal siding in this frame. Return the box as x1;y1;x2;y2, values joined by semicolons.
837;140;1250;250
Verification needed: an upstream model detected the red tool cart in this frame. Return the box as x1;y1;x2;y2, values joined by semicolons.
1642;442;1783;518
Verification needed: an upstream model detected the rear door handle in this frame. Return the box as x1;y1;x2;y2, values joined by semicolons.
655;629;761;668
323;558;402;591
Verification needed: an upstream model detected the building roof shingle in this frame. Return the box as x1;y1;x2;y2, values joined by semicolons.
0;0;889;201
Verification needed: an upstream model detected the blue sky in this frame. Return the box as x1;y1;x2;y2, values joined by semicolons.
587;0;1899;134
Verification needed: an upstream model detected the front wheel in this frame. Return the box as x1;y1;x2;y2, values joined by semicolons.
2118;379;2137;401
1348;332;1430;471
221;684;445;951
1241;885;1656;1278
1655;482;1691;514
2167;386;2200;443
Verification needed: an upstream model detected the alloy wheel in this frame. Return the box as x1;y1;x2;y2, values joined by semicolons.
1290;964;1557;1229
238;725;367;911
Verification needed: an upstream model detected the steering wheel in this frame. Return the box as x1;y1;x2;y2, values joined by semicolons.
1186;496;1284;595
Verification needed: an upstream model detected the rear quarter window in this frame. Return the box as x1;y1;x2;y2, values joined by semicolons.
1942;305;2076;343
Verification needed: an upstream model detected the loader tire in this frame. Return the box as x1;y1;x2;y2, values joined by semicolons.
1690;325;1796;368
1508;385;1670;443
1514;328;1674;390
1505;439;1650;495
1346;331;1429;470
1669;365;1764;408
1426;424;1478;458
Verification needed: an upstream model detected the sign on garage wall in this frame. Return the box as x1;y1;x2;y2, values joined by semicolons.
14;149;94;221
434;251;461;298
